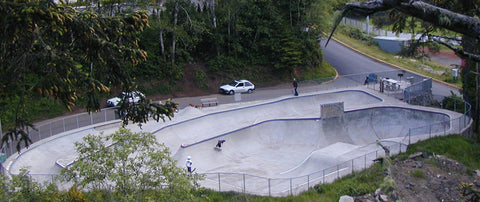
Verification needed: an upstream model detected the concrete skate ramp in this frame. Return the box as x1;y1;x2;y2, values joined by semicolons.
174;107;450;178
157;90;382;154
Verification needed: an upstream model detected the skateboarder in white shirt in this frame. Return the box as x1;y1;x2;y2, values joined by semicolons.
186;156;193;174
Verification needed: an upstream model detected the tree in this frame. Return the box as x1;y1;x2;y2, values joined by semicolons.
328;0;480;58
327;0;480;133
61;128;201;201
0;1;178;152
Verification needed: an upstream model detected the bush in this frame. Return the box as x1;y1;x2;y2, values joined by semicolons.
194;68;209;90
315;180;375;197
411;169;426;179
206;55;242;73
441;91;465;113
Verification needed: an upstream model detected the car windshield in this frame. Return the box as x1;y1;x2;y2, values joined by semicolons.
228;81;239;86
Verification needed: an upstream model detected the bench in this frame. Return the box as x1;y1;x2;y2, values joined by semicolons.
201;97;218;107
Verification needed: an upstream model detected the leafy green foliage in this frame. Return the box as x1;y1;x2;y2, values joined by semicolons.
0;1;183;152
193;68;208;90
0;168;64;201
314;164;382;199
62;128;202;200
442;91;466;113
137;0;332;83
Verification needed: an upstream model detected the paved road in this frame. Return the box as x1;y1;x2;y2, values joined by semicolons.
172;38;460;109
321;39;460;97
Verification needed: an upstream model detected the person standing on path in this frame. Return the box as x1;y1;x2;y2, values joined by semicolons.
293;78;299;96
186;156;193;174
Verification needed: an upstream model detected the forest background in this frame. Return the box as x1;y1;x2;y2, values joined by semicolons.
0;0;342;129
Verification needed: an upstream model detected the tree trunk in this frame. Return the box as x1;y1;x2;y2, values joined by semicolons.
211;0;220;56
157;9;166;62
227;1;231;55
171;0;179;69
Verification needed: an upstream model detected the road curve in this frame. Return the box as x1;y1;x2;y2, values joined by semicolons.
321;39;460;97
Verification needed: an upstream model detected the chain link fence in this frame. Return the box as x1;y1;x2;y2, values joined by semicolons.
0;70;473;196
1;108;119;160
201;141;406;197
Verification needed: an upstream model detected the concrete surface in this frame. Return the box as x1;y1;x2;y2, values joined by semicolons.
4;87;465;195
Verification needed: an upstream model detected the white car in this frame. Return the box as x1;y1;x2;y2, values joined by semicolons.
219;80;255;95
107;91;144;107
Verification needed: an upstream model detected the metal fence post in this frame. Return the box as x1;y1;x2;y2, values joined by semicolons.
337;165;339;179
307;175;310;188
290;178;293;196
268;178;271;196
243;174;245;193
444;122;446;136
429;125;432;138
365;153;367;169
218;173;221;191
322;169;325;184
351;159;354;174
408;128;411;145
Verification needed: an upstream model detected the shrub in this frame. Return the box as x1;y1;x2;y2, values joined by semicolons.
194;68;209;90
411;169;426;179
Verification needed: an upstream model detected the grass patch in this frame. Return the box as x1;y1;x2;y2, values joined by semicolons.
411;169;427;179
303;60;337;80
397;135;480;169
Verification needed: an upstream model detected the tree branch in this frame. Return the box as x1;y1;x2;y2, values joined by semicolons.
431;36;480;61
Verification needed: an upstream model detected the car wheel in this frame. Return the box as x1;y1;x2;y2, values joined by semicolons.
247;89;253;94
229;90;235;95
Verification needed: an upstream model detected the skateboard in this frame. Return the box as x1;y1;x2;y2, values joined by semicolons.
214;146;222;151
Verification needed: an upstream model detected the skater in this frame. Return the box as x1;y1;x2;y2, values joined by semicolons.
292;78;299;96
215;140;226;150
364;76;369;85
185;156;193;173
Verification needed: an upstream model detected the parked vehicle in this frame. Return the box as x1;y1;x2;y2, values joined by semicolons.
219;80;255;95
107;91;144;107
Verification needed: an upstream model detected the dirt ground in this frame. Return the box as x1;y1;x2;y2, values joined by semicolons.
354;154;480;202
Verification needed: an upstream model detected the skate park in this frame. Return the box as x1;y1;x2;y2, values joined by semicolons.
3;86;471;196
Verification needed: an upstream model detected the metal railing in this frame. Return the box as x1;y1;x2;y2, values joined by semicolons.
197;101;472;196
1;108;119;158
0;70;473;196
201;141;406;197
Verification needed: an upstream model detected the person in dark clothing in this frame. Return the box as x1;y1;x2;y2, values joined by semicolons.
293;78;299;96
214;140;226;151
216;140;226;148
